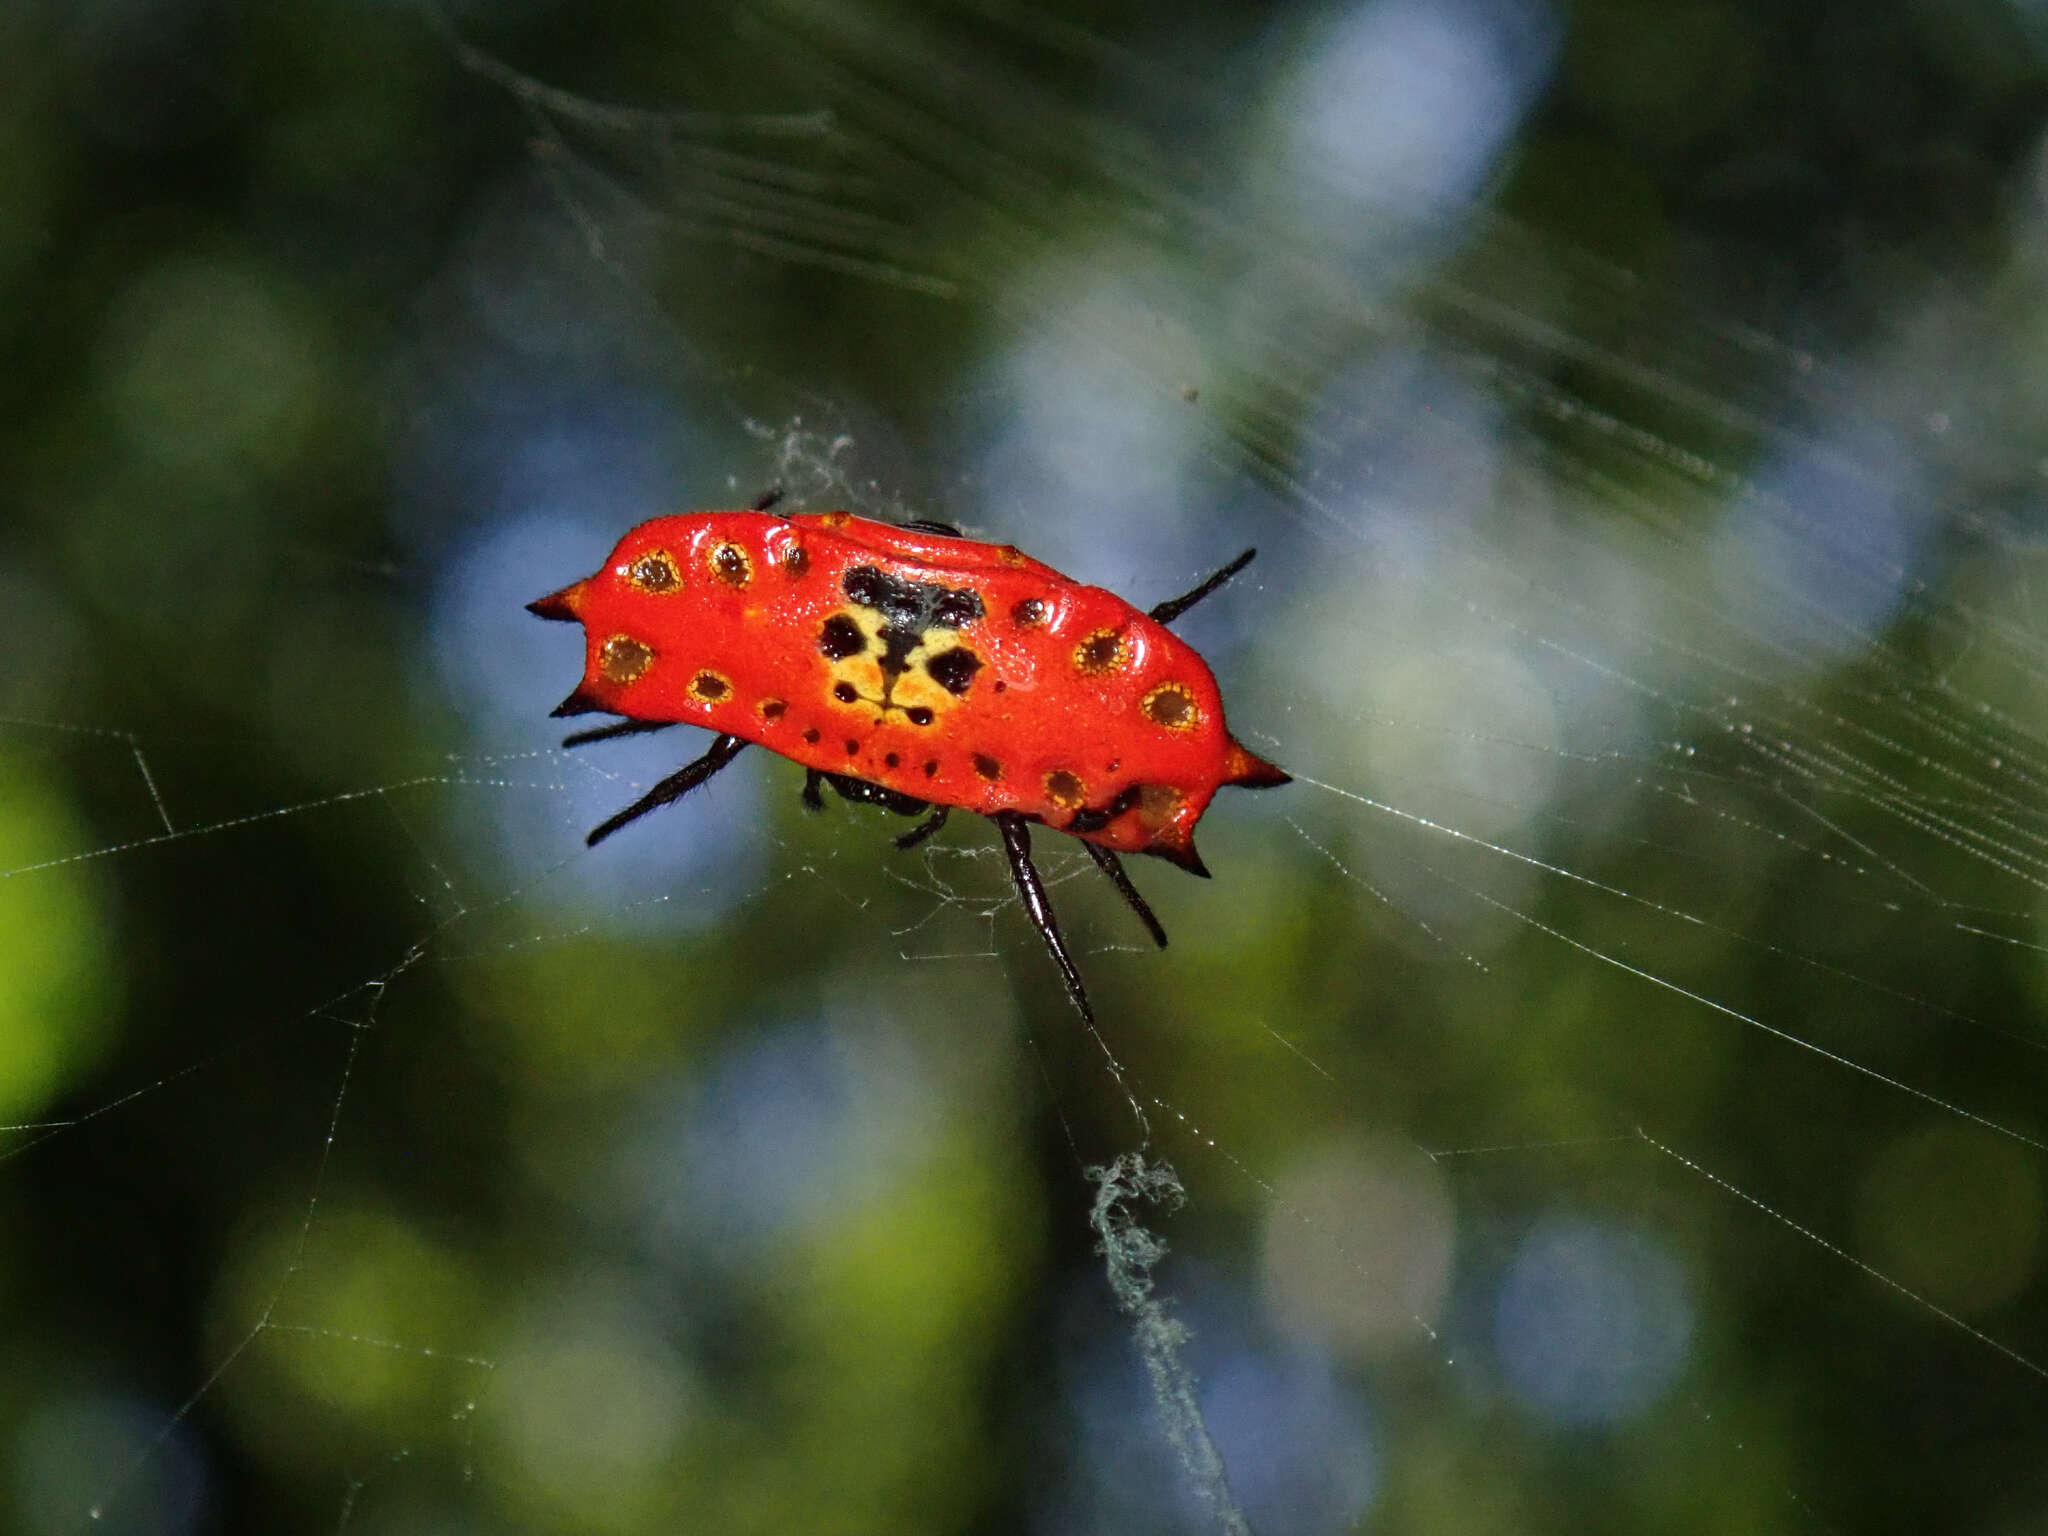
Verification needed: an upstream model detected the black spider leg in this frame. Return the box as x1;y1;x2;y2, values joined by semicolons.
749;487;784;512
995;815;1154;1139
994;811;1095;1026
894;805;949;850
1081;842;1168;949
800;770;947;849
1147;548;1256;626
585;734;748;847
560;718;679;749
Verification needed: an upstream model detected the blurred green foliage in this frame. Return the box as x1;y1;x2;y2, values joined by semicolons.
3;1;2047;1533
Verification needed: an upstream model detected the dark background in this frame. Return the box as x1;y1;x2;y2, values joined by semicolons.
4;1;2047;1532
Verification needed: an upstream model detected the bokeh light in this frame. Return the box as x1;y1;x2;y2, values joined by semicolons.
4;1;2046;1532
1494;1216;1695;1428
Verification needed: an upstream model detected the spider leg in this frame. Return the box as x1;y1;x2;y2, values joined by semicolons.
802;769;826;810
560;718;680;749
894;805;950;850
1082;841;1168;949
749;486;784;512
994;811;1095;1025
1148;547;1256;626
585;734;748;847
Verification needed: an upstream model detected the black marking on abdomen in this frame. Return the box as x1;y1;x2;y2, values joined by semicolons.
1067;783;1147;834
844;565;983;679
926;647;983;695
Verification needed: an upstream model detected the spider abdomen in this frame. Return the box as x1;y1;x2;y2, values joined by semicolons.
532;509;1285;868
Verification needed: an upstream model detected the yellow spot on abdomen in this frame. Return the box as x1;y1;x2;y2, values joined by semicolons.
1141;682;1200;731
1044;769;1086;808
627;551;681;592
1074;627;1126;675
599;634;655;685
707;541;753;587
1135;783;1184;830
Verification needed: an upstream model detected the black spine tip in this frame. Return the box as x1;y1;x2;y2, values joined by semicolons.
549;686;605;718
1151;841;1212;878
527;590;580;622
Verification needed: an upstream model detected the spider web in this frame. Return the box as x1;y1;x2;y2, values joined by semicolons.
5;1;2048;1532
